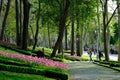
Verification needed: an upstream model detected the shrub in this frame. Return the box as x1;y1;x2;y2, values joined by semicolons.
0;43;32;55
0;63;68;80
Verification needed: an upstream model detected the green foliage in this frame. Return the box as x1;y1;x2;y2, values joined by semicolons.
110;23;118;45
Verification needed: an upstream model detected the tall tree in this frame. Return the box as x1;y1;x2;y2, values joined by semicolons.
103;0;109;61
0;0;11;40
0;0;3;15
22;0;30;50
51;0;70;57
65;26;68;50
96;0;101;60
33;0;40;50
76;18;81;56
101;0;119;61
71;18;75;55
19;0;23;47
118;0;120;62
15;0;21;46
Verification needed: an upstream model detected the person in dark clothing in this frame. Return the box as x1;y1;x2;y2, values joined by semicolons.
87;48;92;61
98;51;103;61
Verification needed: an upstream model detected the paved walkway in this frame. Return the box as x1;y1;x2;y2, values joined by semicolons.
67;61;120;80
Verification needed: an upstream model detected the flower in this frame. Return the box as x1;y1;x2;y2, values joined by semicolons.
0;52;68;70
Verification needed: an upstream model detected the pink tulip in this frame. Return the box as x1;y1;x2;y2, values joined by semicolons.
0;52;68;70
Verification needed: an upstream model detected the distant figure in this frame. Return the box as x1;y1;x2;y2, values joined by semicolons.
110;48;114;54
99;50;103;61
87;48;92;61
35;48;44;58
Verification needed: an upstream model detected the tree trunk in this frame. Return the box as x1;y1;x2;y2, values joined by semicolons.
76;34;80;56
0;0;11;40
22;0;30;50
51;0;70;57
103;0;109;61
29;25;35;41
0;0;3;15
65;26;68;50
80;25;83;56
96;1;101;60
118;0;120;62
15;0;21;46
47;23;52;48
47;0;52;49
76;19;81;56
71;18;75;55
19;0;22;47
33;0;40;50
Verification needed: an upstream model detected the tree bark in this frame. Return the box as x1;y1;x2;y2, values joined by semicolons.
103;0;109;61
51;0;70;57
96;1;101;60
33;0;40;50
76;19;81;56
22;0;30;50
19;0;23;47
15;0;21;46
118;0;120;62
0;0;11;40
47;23;52;48
76;34;80;56
0;0;3;15
80;25;83;56
65;26;68;50
71;18;75;55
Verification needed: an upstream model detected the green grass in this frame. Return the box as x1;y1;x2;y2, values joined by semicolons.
0;46;20;54
94;60;120;72
0;71;54;80
0;45;69;80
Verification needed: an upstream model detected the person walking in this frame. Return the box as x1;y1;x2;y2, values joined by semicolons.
87;48;93;61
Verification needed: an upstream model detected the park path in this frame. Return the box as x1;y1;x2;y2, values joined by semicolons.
67;61;120;80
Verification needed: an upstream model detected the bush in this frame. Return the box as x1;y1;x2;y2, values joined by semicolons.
0;63;69;80
94;60;120;67
0;57;32;67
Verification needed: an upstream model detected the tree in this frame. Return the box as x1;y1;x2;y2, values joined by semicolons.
33;0;41;50
118;0;120;62
15;0;21;46
51;0;70;57
19;0;23;47
101;0;120;61
65;26;68;50
71;18;75;55
22;0;30;50
0;0;11;40
0;0;3;15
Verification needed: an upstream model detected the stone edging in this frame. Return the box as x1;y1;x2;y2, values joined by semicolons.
93;62;120;72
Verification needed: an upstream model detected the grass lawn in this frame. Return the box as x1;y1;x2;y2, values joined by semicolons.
0;71;54;80
0;46;20;54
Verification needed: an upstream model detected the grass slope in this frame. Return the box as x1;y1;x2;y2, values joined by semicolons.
0;71;54;80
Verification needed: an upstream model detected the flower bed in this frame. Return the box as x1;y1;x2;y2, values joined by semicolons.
0;52;68;70
0;40;18;47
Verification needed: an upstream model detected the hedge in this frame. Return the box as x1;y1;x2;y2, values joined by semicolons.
0;43;33;55
0;63;68;80
0;57;32;67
